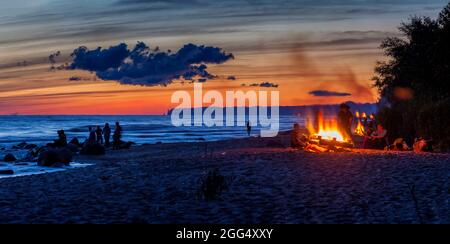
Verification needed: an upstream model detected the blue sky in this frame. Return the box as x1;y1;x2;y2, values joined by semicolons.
0;0;444;61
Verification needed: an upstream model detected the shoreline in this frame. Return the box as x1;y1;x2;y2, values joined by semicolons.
0;132;449;224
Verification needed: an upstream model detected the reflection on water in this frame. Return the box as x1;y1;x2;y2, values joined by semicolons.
0;162;92;179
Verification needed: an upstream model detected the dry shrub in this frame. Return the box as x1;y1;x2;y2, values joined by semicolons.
198;168;228;201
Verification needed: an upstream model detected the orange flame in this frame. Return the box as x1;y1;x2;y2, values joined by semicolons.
306;110;346;142
354;111;366;136
354;120;365;136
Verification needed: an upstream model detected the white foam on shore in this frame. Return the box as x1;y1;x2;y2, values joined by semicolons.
0;162;92;179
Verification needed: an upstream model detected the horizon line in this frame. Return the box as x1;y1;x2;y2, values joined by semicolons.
1;102;377;116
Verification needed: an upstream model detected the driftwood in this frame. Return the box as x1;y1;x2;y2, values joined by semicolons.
311;138;354;148
304;137;354;153
413;139;433;152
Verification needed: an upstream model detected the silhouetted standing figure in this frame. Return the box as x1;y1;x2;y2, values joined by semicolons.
337;103;353;141
367;114;376;136
104;123;111;147
113;122;122;150
88;126;96;145
95;126;103;144
246;121;252;136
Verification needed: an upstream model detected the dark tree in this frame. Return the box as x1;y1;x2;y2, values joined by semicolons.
373;3;450;150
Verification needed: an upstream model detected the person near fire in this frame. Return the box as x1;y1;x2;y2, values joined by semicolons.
366;114;376;136
363;124;388;149
291;123;307;149
337;103;353;141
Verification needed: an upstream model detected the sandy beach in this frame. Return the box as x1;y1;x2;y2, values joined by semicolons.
0;132;448;224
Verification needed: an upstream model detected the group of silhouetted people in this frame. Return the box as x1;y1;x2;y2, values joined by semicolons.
338;103;389;149
289;103;390;150
87;122;122;149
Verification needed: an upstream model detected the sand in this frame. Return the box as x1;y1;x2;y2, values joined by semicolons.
0;133;448;224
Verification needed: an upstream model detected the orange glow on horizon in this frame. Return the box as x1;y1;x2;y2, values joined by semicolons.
0;50;378;115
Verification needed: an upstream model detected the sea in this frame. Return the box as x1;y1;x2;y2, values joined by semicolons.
0;115;302;149
0;114;302;178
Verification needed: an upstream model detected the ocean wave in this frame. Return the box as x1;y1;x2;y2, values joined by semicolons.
0;115;299;147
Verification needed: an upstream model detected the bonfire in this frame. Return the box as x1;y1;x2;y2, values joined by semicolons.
305;111;353;152
302;110;375;153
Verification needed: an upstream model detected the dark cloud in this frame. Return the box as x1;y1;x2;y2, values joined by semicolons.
227;75;236;80
69;76;82;81
308;90;352;97
70;44;128;72
16;61;28;67
69;42;234;86
68;76;91;81
48;51;61;65
249;82;279;88
48;51;69;71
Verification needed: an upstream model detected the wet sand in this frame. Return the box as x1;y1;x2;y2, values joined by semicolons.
0;133;448;224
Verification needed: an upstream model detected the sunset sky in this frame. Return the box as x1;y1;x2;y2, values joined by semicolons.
0;0;446;115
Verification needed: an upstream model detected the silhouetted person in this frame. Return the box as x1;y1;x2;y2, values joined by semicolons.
291;123;307;149
53;130;67;147
104;123;111;147
113;122;122;150
337;103;353;141
88;126;96;145
363;124;388;149
246;121;252;136
366;114;376;136
95;126;103;144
